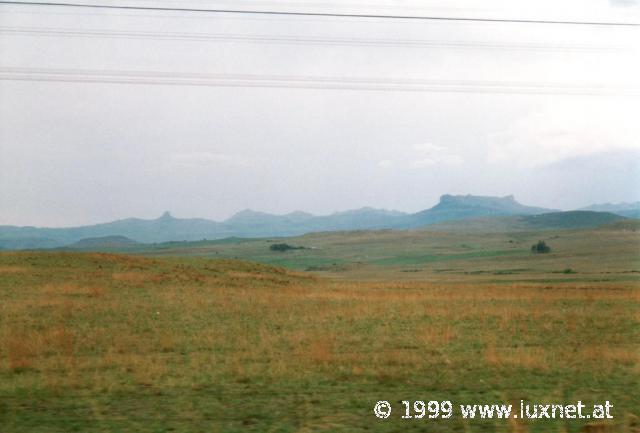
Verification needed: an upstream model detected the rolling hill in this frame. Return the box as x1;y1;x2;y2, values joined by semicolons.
580;201;640;219
68;235;139;250
105;213;639;282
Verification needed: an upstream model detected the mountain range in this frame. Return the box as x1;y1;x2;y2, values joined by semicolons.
579;202;640;218
0;194;634;250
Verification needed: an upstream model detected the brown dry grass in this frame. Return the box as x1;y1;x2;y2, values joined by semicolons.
0;251;637;432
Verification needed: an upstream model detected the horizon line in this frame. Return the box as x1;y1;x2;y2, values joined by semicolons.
3;194;639;229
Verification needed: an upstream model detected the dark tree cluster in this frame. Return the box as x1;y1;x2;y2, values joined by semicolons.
269;243;305;252
531;240;551;254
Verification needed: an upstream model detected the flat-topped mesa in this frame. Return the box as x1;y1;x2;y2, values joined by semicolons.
434;194;520;209
407;194;554;227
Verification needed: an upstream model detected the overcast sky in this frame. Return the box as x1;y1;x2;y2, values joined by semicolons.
1;0;639;227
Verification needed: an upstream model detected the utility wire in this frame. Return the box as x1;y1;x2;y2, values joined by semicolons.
0;26;625;52
0;1;639;27
1;67;637;96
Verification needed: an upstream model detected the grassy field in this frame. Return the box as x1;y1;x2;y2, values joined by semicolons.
1;225;639;432
117;223;640;282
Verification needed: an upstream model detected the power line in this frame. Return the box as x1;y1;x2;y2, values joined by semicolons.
0;1;639;27
1;67;637;96
0;26;624;52
0;3;499;25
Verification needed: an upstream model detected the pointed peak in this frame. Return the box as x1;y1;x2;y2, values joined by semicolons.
158;211;174;220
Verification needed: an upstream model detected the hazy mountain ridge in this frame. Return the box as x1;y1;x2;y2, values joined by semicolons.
69;235;139;250
0;195;632;249
426;211;627;232
580;202;640;219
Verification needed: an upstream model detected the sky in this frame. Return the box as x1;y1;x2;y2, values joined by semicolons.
1;0;640;227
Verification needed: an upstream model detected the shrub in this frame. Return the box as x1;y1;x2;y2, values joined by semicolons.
531;240;551;254
269;243;304;252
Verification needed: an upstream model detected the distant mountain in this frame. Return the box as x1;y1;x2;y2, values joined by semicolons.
579;202;640;219
0;194;575;250
311;207;407;231
0;212;225;248
404;194;554;227
0;236;61;250
68;235;138;250
427;211;627;232
224;209;285;225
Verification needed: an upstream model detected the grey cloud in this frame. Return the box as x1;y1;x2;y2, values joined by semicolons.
1;1;638;226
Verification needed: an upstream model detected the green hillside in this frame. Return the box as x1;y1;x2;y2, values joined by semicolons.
427;211;626;232
110;220;640;282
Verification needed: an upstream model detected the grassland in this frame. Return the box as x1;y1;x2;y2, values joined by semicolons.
1;225;639;432
119;223;640;282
